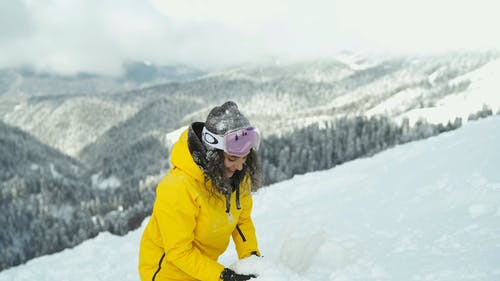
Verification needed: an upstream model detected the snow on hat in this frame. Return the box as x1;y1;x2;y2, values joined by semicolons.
205;101;251;135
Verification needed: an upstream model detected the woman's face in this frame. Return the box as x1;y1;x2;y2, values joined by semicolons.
223;152;249;178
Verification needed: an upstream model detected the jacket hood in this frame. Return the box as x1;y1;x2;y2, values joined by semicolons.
169;123;206;183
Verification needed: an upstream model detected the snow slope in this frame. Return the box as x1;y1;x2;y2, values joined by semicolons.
1;116;500;281
395;57;500;126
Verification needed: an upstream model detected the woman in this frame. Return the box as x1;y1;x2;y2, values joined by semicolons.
139;101;261;281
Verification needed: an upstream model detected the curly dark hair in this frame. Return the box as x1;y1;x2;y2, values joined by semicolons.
203;149;262;198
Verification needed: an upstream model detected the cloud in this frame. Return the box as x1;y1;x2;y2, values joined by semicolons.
0;0;35;42
334;0;500;53
0;0;499;76
0;0;175;75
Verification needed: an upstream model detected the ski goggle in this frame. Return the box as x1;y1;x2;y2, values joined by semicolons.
202;126;261;157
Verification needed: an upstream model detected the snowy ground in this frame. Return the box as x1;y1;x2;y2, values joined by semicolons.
1;116;500;281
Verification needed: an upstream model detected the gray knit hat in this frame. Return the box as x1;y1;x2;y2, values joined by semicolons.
205;101;251;135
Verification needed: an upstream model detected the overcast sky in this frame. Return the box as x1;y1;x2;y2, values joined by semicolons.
1;0;499;76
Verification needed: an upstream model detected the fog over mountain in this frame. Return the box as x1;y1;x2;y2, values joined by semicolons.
2;0;499;75
0;50;499;271
0;62;205;98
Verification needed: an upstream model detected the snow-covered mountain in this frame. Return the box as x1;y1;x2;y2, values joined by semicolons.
0;121;84;182
1;50;499;271
1;51;498;159
1;114;498;281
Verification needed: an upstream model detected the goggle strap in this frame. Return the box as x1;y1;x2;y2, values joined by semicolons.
202;126;225;150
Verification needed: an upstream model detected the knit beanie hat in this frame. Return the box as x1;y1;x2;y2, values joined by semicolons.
204;101;251;136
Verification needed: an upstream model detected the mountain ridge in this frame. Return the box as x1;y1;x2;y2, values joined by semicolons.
1;50;499;271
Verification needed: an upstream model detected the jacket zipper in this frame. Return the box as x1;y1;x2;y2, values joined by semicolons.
236;225;246;242
152;253;165;281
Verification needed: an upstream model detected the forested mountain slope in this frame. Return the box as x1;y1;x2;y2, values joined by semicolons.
0;51;499;271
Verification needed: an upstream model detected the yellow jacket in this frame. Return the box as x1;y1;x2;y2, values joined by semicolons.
139;129;260;281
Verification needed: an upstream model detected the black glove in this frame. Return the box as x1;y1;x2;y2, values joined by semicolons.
220;268;256;281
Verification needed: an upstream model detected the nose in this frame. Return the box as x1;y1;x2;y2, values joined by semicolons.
234;158;245;171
